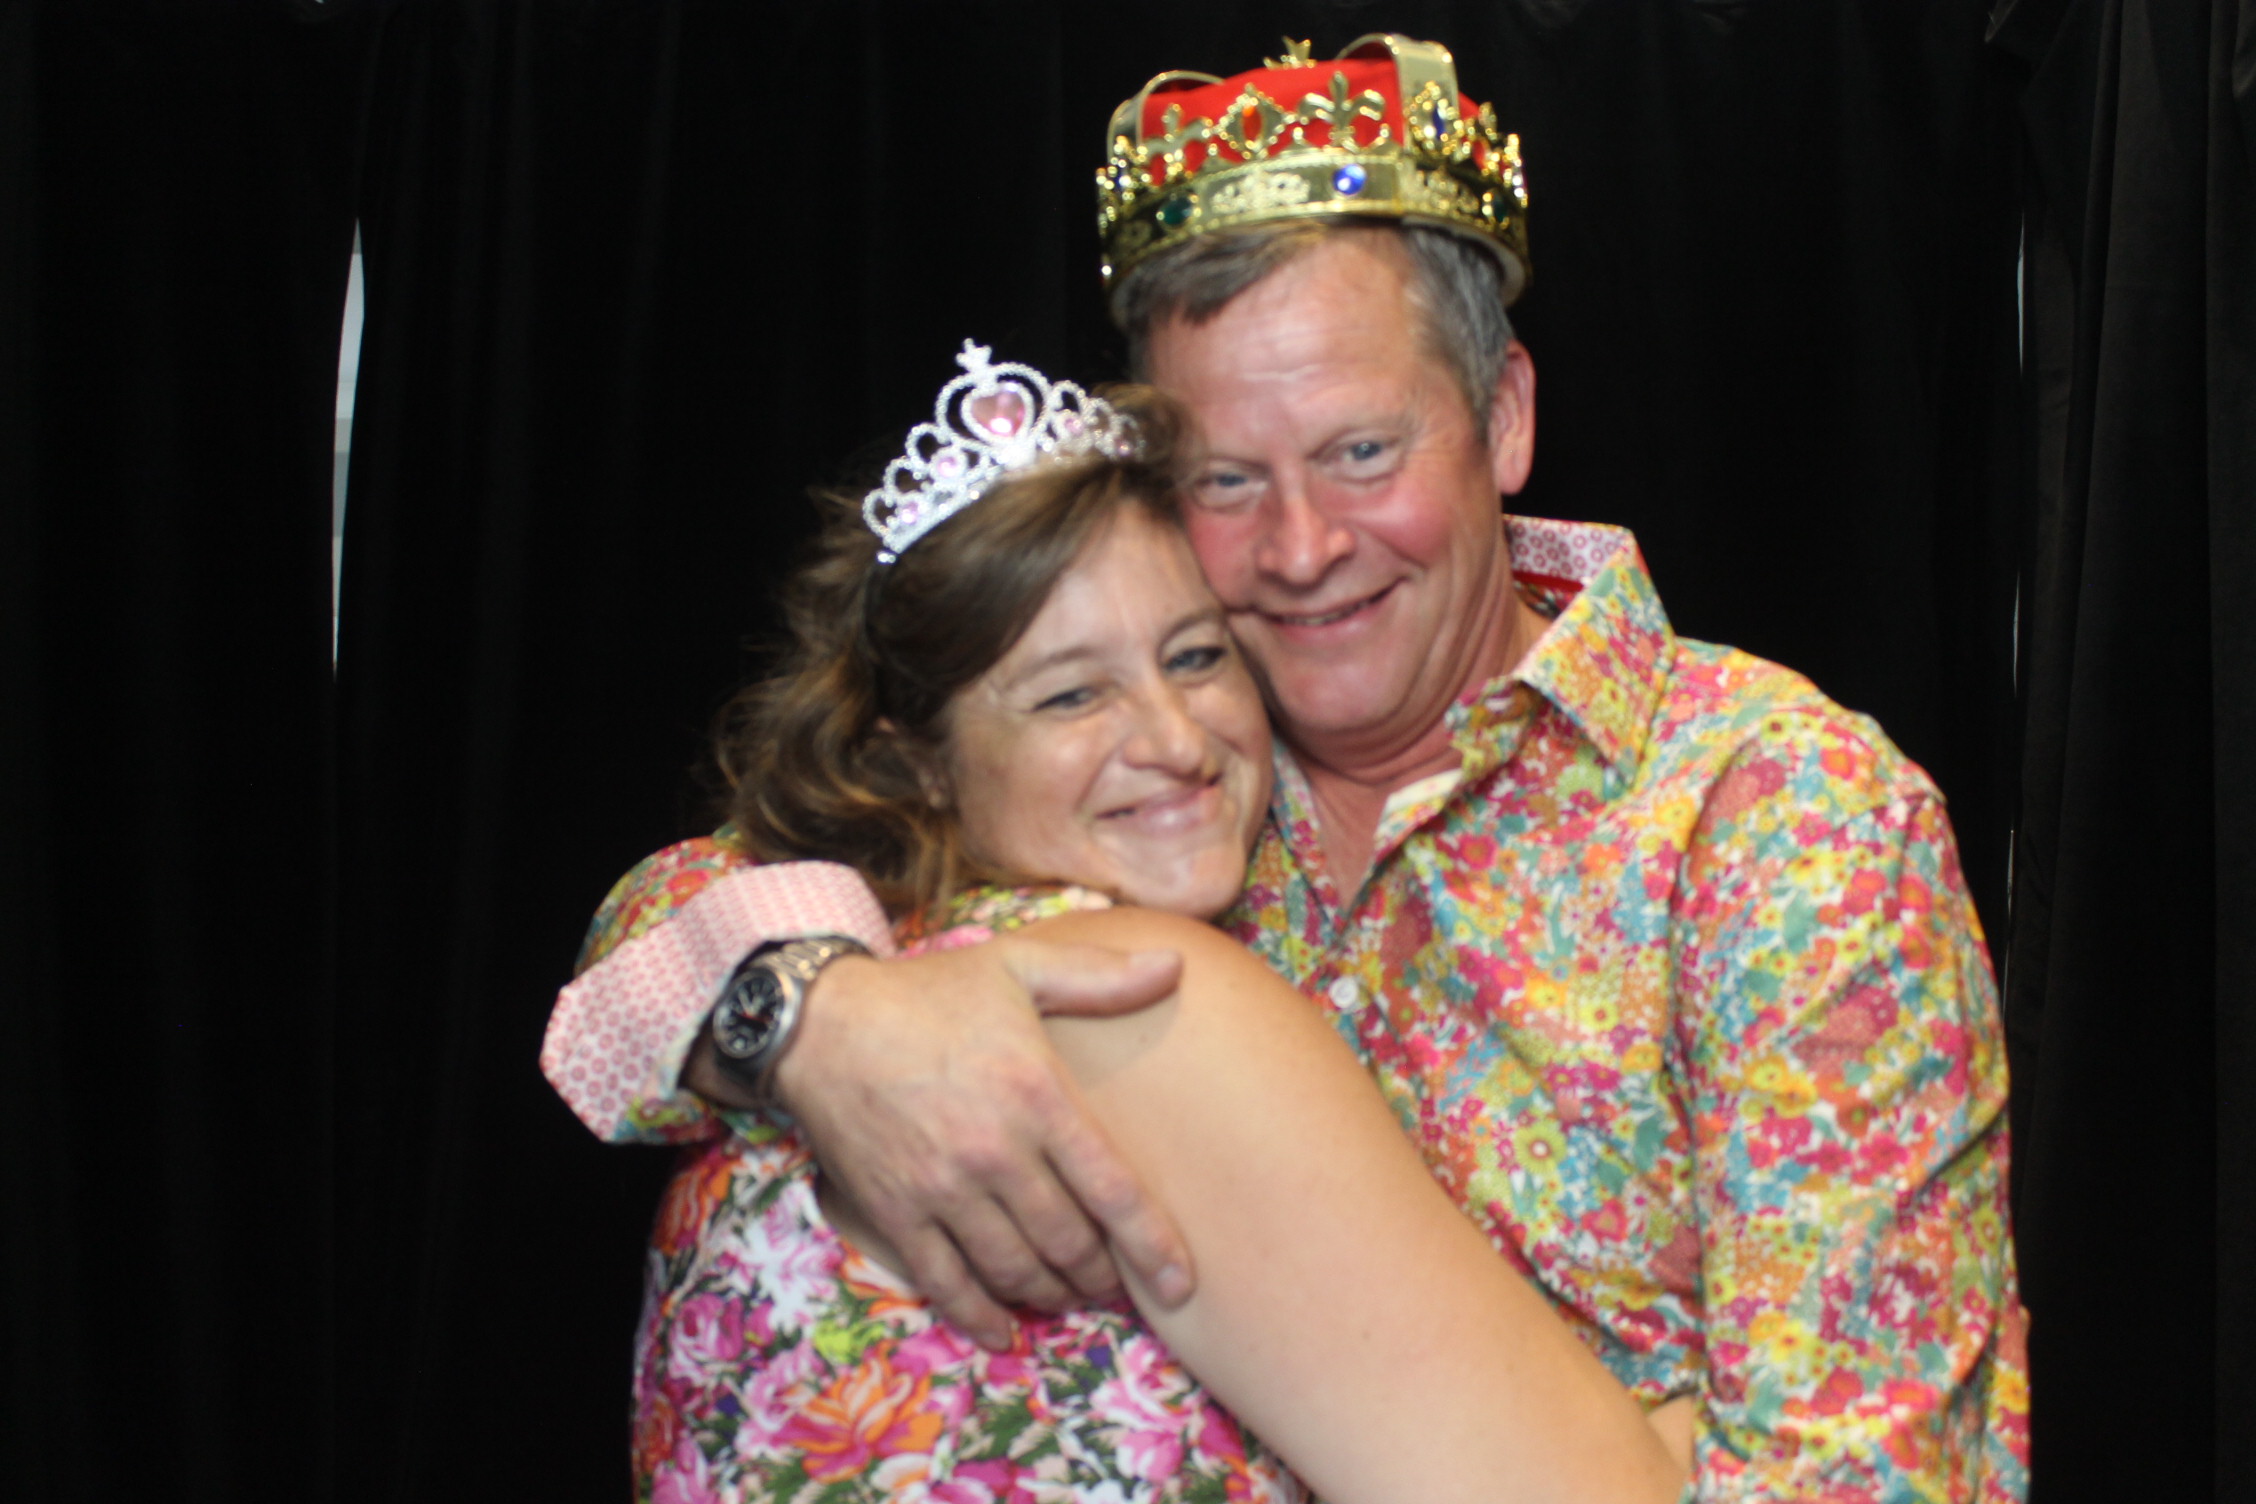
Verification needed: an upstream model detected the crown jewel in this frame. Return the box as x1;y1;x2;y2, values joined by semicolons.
864;341;1142;564
1096;34;1529;298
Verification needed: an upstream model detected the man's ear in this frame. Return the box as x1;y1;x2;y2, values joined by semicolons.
1487;340;1537;497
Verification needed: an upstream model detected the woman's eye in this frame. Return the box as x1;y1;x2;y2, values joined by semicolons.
1166;644;1228;675
1033;686;1096;713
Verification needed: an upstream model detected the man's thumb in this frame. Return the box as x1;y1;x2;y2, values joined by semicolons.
1010;943;1184;1018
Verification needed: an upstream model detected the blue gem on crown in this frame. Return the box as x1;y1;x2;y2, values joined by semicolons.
1331;163;1368;195
864;341;1143;564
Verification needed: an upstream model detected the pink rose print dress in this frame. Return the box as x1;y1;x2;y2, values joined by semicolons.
630;883;1305;1504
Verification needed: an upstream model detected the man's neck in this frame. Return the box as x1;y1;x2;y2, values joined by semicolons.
1292;593;1553;889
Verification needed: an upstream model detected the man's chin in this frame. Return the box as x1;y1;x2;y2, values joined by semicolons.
1265;675;1405;751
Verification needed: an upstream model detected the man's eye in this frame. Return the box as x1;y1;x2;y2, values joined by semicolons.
1339;438;1392;469
1190;469;1260;508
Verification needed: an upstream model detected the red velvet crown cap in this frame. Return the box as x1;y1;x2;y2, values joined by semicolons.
1095;35;1529;298
1136;59;1489;182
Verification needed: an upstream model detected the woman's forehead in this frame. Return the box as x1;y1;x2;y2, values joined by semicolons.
991;513;1216;681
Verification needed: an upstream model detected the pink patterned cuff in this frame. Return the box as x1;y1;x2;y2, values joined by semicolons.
540;861;897;1141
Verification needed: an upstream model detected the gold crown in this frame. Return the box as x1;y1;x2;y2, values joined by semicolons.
1096;35;1530;299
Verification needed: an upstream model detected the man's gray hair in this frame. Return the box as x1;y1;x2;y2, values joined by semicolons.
1109;221;1518;431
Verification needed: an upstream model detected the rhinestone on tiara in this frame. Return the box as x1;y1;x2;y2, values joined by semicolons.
864;340;1142;564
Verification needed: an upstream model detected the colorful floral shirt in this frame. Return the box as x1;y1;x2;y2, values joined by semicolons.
547;515;2031;1503
1216;518;2028;1502
624;883;1303;1504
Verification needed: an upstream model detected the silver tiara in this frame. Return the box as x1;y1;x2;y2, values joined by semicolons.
864;340;1143;563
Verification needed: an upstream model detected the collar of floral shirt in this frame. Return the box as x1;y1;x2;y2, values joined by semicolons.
1332;515;1680;858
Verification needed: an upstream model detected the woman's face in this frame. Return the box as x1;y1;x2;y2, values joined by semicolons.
941;505;1273;920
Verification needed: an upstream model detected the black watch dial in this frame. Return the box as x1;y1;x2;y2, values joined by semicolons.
713;967;788;1061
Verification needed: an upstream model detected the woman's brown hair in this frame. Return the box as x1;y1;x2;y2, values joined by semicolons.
715;385;1184;920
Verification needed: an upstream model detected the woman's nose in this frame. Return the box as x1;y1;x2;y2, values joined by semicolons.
1122;684;1207;773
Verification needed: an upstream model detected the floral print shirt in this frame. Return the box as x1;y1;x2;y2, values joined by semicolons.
625;883;1304;1504
549;515;2030;1503
1215;517;2029;1502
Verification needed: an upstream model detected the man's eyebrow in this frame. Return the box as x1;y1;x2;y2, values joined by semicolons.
1315;410;1417;453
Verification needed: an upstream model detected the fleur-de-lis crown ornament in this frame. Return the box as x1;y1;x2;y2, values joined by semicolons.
864;341;1142;563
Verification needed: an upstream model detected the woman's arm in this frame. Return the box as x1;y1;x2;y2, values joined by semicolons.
1031;906;1690;1504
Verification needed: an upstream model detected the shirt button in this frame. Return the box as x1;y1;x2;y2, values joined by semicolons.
1327;977;1361;1009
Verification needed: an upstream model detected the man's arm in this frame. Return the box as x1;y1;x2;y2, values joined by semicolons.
541;840;897;1144
540;838;1195;1347
1673;724;2031;1501
758;942;1192;1348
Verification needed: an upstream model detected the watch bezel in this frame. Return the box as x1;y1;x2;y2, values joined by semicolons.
711;964;788;1061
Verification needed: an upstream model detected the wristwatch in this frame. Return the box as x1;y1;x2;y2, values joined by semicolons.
707;934;871;1102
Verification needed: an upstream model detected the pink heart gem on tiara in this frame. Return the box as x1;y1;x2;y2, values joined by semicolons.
933;450;965;479
970;389;1028;439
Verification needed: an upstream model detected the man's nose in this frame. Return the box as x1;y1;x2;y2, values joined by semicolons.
1254;478;1354;587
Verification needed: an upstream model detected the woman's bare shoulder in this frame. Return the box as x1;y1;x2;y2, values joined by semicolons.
1017;905;1271;976
1025;905;1336;1093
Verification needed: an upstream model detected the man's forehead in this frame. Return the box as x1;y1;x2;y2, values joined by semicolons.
1146;244;1446;427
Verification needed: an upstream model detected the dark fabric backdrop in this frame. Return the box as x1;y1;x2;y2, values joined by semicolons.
2;1;2246;1500
1;3;367;1499
1991;0;2256;1498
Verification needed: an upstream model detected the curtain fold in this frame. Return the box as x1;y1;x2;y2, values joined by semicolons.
1992;0;2255;1497
0;3;370;1499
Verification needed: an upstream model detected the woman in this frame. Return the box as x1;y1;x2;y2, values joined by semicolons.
581;346;1688;1504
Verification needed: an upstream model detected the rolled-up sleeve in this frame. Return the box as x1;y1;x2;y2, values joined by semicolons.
1674;727;2030;1501
540;840;895;1144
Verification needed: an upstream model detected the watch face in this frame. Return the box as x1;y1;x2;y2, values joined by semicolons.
714;968;787;1060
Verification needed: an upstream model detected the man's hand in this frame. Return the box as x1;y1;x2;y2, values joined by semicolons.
765;939;1191;1349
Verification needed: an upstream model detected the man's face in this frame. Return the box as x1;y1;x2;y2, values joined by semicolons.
1147;232;1534;768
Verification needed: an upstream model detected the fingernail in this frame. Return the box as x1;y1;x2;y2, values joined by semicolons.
1152;1263;1192;1306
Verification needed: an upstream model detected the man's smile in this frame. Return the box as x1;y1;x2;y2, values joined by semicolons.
1255;581;1399;632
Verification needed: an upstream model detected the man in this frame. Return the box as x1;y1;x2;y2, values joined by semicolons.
546;35;2029;1499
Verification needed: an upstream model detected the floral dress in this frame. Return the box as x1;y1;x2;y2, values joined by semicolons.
630;884;1305;1504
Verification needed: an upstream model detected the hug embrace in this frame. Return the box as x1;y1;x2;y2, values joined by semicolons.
543;34;2029;1504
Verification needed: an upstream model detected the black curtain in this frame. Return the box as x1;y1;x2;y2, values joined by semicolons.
4;1;2247;1501
1992;0;2256;1498
0;2;369;1499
